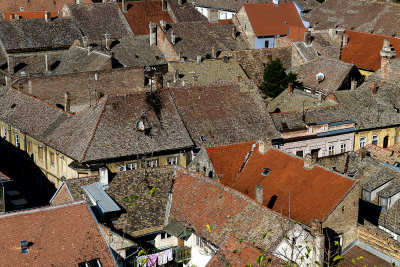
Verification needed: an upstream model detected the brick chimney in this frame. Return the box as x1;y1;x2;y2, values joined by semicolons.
122;0;127;13
105;33;111;50
358;147;367;162
288;82;293;94
65;92;71;112
99;167;109;188
162;0;167;11
311;219;325;266
7;56;15;74
45;11;51;22
149;22;157;46
207;8;218;23
303;153;316;169
371;82;377;95
380;39;396;80
304;30;312;45
255;185;263;204
154;72;163;90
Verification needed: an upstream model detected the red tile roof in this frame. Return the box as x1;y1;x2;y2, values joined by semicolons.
0;0;91;13
207;144;356;226
341;30;400;71
49;182;74;206
118;0;173;35
0;202;116;266
206;236;280;266
4;11;58;19
243;3;307;41
205;140;255;186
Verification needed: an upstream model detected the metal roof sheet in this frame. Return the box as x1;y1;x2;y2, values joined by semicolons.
82;182;121;213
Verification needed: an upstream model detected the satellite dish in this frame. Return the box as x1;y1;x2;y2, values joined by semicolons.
316;73;325;82
137;121;145;131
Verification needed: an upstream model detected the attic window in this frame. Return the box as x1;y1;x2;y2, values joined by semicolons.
394;162;400;168
21;240;28;254
331;166;343;174
347;169;358;178
261;168;271;176
20;5;24;11
10;103;16;109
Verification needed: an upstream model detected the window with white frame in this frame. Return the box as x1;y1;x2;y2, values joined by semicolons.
15;133;20;148
2;127;6;139
167;157;178;165
359;137;366;148
340;143;347;153
195;235;205;248
328;145;335;156
372;135;379;145
147;159;158;168
126;162;138;170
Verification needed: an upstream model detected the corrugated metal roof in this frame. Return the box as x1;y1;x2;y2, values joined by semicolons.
82;182;121;213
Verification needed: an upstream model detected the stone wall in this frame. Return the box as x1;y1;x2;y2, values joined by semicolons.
187;148;219;181
157;27;180;61
233;7;256;49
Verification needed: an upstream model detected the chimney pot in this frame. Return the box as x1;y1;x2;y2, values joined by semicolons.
160;20;167;31
358;147;367;162
350;80;357;90
122;0;127;13
197;55;202;63
255;185;263;204
149;22;157;46
304;153;316;169
87;45;92;55
65;92;71;112
154;72;163;90
371;82;377;95
7;56;15;74
288;82;293;94
44;54;51;74
105;33;111;50
304;30;312;45
45;11;51;22
162;0;167;11
99;167;109;187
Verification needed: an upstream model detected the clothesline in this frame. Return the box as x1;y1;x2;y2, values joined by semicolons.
137;248;173;267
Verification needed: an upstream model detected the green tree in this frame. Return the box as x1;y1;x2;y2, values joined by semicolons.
259;58;301;98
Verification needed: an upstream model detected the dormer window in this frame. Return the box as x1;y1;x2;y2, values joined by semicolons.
261;168;271;176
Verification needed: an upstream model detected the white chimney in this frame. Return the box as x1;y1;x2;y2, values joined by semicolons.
273;0;279;6
105;33;111;50
99;167;109;187
122;0;127;13
255;185;263;204
45;11;51;22
149;22;157;46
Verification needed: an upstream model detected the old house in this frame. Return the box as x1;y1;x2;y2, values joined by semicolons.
306;0;400;37
341;31;400;77
155;20;249;61
294;57;362;95
168;84;280;147
0;17;82;78
190;141;359;256
0;201;116;266
271;105;355;158
0;0;91;13
233;2;309;49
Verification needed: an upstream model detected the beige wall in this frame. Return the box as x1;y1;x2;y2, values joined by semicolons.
233;7;256;49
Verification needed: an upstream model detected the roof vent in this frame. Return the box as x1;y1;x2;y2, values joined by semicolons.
347;169;358;178
394;162;400;168
137;121;145;131
21;240;29;254
199;135;206;142
261;168;271;176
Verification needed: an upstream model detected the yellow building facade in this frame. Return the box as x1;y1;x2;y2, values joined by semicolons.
354;127;400;151
1;120;190;189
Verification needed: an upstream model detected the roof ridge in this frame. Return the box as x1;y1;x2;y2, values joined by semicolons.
345;29;400;40
270;104;344;115
205;139;257;149
81;95;110;162
0;201;86;218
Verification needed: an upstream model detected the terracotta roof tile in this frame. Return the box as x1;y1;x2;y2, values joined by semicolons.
244;3;307;41
0;202;116;266
118;0;173;35
4;11;58;19
0;0;91;12
341;30;400;71
49;182;74;206
170;167;295;250
342;245;393;267
206;140;256;186
208;144;356;226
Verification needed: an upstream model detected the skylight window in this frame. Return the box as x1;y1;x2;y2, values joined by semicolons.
347;169;358;178
21;240;28;254
261;168;271;176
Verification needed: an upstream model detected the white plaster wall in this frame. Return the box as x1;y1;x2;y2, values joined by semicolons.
154;234;179;249
280;133;354;158
184;234;215;267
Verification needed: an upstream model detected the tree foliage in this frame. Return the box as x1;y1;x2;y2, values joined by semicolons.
258;58;301;98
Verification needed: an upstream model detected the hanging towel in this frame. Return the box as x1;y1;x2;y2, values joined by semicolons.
147;253;159;267
158;251;167;265
165;248;173;261
137;256;147;267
